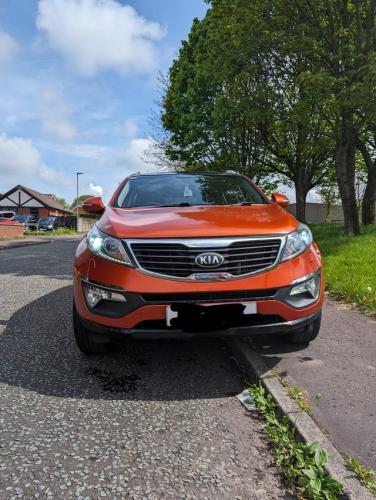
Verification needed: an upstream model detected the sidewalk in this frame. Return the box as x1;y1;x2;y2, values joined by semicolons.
0;234;83;251
251;297;376;470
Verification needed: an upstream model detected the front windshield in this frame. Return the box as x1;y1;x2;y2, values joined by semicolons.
39;217;54;223
115;174;268;209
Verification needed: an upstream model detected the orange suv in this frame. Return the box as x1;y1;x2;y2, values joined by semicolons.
73;172;323;353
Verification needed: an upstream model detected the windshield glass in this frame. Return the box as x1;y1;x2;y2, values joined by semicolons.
115;174;268;209
39;217;54;223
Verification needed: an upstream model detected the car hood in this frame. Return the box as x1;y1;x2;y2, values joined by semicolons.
97;204;298;239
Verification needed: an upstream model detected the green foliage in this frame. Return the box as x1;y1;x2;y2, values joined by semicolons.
27;228;77;237
162;1;334;210
276;373;311;413
346;456;376;496
312;223;376;314
161;0;376;232
249;384;343;499
55;197;69;209
70;194;92;210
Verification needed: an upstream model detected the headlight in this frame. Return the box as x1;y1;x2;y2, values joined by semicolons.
48;224;53;229
281;223;312;261
83;281;127;308
87;226;133;267
290;273;321;299
286;271;321;308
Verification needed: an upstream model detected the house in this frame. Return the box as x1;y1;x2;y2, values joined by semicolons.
0;185;71;218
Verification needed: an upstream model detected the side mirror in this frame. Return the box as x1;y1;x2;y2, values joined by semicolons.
271;193;289;207
81;196;105;215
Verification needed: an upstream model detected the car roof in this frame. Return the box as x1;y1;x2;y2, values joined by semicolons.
128;171;242;178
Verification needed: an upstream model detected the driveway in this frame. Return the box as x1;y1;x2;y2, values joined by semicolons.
0;240;290;499
252;297;376;471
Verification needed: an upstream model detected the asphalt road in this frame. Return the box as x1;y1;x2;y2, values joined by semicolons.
0;240;290;499
252;298;376;471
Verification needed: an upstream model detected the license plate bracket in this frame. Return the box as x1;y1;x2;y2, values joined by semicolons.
166;302;257;327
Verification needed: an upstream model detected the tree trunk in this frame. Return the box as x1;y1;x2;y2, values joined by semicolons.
357;139;376;226
294;172;308;223
335;112;360;235
362;167;376;225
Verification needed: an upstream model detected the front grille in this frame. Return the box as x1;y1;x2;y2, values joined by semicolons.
129;238;282;279
142;289;277;303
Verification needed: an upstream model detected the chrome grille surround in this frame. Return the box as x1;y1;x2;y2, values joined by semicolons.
126;236;286;282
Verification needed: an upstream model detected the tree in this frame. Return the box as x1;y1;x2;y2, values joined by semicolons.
355;157;368;209
162;2;334;222
143;74;187;171
55;197;69;209
317;168;339;221
70;194;91;210
357;133;376;224
269;0;376;234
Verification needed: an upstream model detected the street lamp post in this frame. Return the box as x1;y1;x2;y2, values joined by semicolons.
76;172;83;232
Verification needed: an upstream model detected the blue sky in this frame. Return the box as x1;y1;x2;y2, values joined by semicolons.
0;0;208;202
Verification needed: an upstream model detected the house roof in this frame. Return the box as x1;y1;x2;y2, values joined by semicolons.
0;185;72;213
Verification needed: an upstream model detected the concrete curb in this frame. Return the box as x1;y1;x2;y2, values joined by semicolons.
0;235;83;251
0;239;52;251
227;338;374;500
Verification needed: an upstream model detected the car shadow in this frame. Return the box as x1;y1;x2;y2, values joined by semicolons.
0;285;245;401
247;334;308;373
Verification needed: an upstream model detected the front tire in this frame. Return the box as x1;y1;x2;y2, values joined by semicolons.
286;311;321;345
73;304;112;354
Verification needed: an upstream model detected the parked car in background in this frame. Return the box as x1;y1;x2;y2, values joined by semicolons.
13;214;38;232
37;216;59;231
73;171;323;354
0;211;16;219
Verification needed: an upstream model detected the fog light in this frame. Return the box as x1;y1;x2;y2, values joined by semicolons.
83;282;126;308
290;273;321;299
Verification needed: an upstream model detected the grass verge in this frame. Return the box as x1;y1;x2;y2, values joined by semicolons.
311;223;376;315
345;457;376;496
272;369;311;413
249;384;343;499
26;228;80;237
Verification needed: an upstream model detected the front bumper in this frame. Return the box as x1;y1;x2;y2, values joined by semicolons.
79;309;322;340
73;238;323;339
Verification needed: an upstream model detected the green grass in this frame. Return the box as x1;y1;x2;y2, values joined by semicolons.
345;456;376;496
249;384;343;499
26;228;79;237
311;223;376;315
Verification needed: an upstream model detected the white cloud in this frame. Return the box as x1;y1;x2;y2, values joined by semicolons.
39;86;76;141
0;133;71;189
43;142;109;159
0;134;42;179
117;119;139;138
89;182;103;197
117;137;154;172
0;31;18;65
43;116;76;141
36;0;165;76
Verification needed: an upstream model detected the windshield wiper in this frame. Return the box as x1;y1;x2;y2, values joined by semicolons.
156;202;192;207
238;202;253;206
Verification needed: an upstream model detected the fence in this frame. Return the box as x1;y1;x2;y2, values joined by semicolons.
55;215;98;232
286;203;344;223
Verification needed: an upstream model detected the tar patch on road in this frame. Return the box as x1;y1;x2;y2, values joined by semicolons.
87;367;140;394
